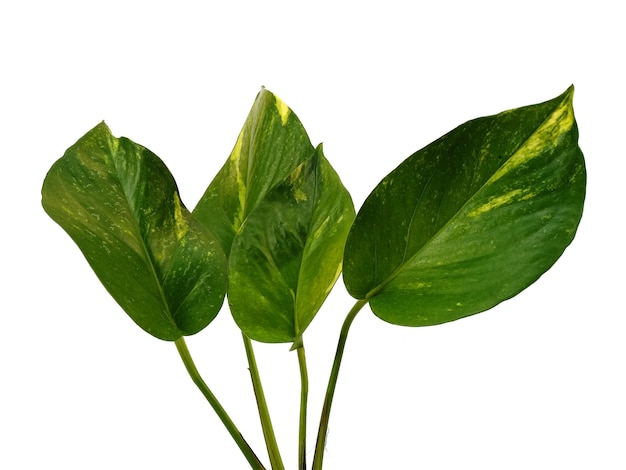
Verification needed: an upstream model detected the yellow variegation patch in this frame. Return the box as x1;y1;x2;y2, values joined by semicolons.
275;95;290;125
469;188;535;217
491;90;575;183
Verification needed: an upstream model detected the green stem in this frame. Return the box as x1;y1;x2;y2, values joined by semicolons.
174;337;266;470
311;299;368;470
296;343;309;470
242;334;285;470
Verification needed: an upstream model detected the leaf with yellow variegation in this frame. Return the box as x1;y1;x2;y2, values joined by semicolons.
228;146;355;343
343;86;586;327
193;88;316;256
42;122;227;340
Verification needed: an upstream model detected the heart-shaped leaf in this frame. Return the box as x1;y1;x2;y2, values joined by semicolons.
193;88;316;255
343;86;586;326
42;122;227;340
228;146;355;343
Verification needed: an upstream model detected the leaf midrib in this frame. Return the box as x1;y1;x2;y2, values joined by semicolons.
110;140;180;335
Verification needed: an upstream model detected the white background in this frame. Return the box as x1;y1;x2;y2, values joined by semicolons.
2;1;624;469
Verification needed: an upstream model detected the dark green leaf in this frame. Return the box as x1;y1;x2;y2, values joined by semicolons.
228;146;355;343
343;86;586;326
193;88;316;255
42;122;227;340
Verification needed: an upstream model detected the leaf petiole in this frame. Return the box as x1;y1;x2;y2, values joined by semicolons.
311;299;368;470
296;342;309;470
242;334;285;470
174;337;266;470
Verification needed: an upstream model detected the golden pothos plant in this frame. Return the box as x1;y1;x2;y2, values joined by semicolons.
42;86;586;469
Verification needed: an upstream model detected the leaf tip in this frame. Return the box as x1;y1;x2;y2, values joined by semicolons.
255;87;291;125
561;84;576;106
274;95;291;125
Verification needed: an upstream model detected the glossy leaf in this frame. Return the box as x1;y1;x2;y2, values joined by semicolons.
42;122;227;340
228;146;355;343
343;86;586;326
193;88;316;255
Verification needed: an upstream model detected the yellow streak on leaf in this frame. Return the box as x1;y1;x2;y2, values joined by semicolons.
173;192;189;240
469;188;532;217
490;96;574;183
312;216;330;241
288;163;308;202
325;263;343;297
229;131;247;230
275;95;290;125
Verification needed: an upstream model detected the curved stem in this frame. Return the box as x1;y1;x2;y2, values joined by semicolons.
311;299;368;470
296;343;309;470
174;337;266;470
242;334;285;470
